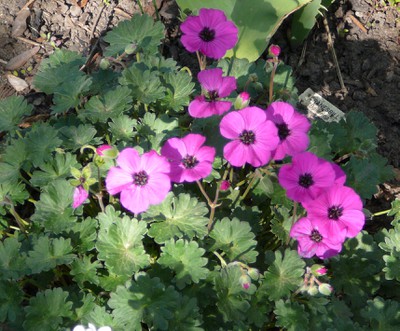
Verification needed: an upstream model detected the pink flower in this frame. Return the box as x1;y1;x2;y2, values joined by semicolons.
220;180;230;191
180;8;238;59
105;148;171;214
189;68;236;118
265;101;311;160
73;186;88;208
268;44;281;57
220;106;279;167
96;145;112;156
161;133;215;183
303;184;365;239
290;217;343;259
332;163;346;185
278;152;336;203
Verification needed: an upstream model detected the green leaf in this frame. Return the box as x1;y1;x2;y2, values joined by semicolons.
218;57;253;89
0;95;32;133
109;273;180;330
51;75;92;114
344;153;394;199
104;14;164;57
176;0;312;62
58;124;99;150
26;236;76;274
23;288;73;331
80;86;133;123
360;297;400;329
209;217;258;263
168;296;204;331
120;62;165;105
158;239;209;289
214;264;251;323
84;305;115;330
263;249;305;300
70;255;100;288
96;217;150;276
290;0;321;48
108;114;137;142
33;49;86;94
31;179;76;233
0;280;23;323
388;199;400;224
382;254;400;281
67;217;98;253
274;299;309;331
143;192;209;244
0;237;28;280
161;71;195;112
24;122;62;167
0;181;29;206
270;206;293;244
30;152;78;187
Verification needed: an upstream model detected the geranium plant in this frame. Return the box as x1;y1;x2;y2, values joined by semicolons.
0;8;398;331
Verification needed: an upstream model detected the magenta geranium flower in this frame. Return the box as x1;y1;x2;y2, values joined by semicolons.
161;133;216;183
265;101;311;160
105;148;171;214
220;106;279;167
332;162;346;185
180;8;238;59
290;217;344;259
278;152;336;203
303;184;365;239
189;68;236;118
72;186;88;209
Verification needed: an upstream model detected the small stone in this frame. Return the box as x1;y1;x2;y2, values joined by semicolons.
69;6;82;17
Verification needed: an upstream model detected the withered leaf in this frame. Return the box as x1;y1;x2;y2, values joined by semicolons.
6;46;40;71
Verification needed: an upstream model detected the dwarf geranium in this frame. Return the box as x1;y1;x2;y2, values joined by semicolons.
278;152;336;204
303;184;365;239
161;133;215;183
189;68;236;118
105;148;171;214
220;106;279;167
265;101;311;160
180;8;238;59
290;217;344;259
72;186;88;208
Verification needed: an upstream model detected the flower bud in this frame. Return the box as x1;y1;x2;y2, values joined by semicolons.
96;145;119;159
220;180;230;191
247;268;260;281
268;44;281;57
307;285;319;296
125;43;137;55
239;274;251;290
318;283;333;296
234;91;250;110
99;58;110;70
310;264;327;277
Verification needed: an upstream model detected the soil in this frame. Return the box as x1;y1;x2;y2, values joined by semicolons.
0;0;399;218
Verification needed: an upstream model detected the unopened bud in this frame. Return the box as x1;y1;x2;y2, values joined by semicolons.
100;58;110;70
96;145;118;159
318;283;333;296
268;44;281;57
307;285;319;296
239;274;251;290
125;43;137;55
247;268;260;281
234;91;251;110
220;180;230;191
310;264;327;277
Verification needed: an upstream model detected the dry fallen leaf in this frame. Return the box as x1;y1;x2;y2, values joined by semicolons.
11;8;30;38
5;46;40;71
6;74;29;92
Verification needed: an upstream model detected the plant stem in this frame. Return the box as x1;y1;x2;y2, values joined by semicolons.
213;251;227;267
137;0;145;14
196;51;206;70
152;0;160;20
268;62;278;103
196;180;212;205
207;168;230;232
372;209;391;217
240;170;261;201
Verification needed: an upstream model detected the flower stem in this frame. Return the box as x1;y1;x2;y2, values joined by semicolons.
196;180;212;205
137;0;144;14
240;170;261;201
372;209;391;217
268;62;278;103
213;251;227;267
196;51;206;71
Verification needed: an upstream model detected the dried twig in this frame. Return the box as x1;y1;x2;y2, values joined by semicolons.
16;36;42;47
17;0;37;15
348;14;368;33
322;14;347;92
114;7;132;19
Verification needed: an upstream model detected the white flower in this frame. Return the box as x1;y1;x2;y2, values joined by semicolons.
72;324;112;331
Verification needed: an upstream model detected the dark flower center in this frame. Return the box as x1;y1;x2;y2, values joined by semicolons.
328;205;343;220
239;130;256;145
182;155;199;169
276;123;291;140
310;229;323;243
207;90;219;101
133;171;148;186
199;27;216;42
298;173;314;188
79;177;86;184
